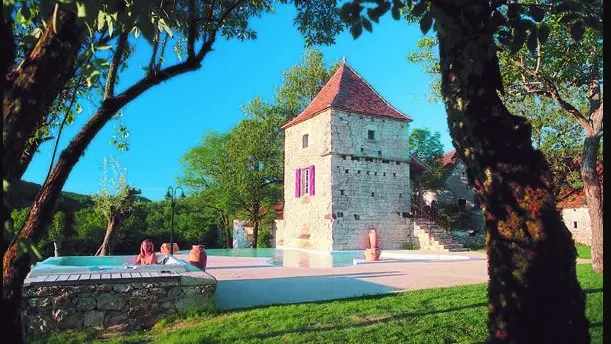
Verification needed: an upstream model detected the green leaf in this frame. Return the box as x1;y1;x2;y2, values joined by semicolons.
391;6;400;20
526;27;538;54
351;22;362;39
570;21;585;41
538;24;550;45
339;3;354;22
362;18;372;32
528;6;546;22
510;27;526;53
419;10;432;34
411;0;427;18
97;11;105;31
107;17;114;37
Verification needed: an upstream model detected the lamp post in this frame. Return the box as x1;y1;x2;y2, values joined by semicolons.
165;186;185;255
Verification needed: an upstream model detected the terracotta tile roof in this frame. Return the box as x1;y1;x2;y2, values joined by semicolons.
440;150;458;167
281;62;412;129
557;162;603;209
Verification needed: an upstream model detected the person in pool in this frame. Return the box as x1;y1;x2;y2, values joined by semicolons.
135;239;157;265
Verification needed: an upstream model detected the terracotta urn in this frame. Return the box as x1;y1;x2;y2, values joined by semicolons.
365;229;381;261
188;245;208;270
160;243;180;254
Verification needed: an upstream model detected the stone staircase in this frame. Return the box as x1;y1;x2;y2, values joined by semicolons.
413;219;469;252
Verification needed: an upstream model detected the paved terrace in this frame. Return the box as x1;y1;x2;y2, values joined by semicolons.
178;250;490;310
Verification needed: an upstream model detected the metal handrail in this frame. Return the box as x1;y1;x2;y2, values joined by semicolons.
410;200;451;233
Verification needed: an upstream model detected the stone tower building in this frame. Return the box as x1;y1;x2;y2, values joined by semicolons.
275;62;416;251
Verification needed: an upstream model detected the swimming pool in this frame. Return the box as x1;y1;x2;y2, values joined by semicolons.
177;248;364;268
177;248;474;268
28;255;197;277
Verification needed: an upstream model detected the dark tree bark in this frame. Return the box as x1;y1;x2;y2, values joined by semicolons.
2;8;82;182
581;125;603;273
431;0;589;342
96;213;122;256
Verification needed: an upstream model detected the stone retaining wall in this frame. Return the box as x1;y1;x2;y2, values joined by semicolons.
22;274;216;335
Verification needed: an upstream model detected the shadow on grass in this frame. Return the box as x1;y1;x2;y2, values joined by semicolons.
583;288;603;294
217;302;488;342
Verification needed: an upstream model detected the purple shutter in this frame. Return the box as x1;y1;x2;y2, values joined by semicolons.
295;168;301;197
309;165;315;196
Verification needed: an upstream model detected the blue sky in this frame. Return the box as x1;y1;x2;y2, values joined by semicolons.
22;4;451;201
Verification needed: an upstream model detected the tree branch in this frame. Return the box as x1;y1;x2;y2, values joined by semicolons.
104;31;128;100
187;0;196;59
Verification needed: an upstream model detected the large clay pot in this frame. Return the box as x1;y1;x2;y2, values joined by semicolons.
189;245;207;270
160;243;180;254
368;229;378;249
365;248;381;261
365;229;381;261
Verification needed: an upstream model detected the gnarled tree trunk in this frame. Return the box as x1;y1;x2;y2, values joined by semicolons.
432;0;589;342
96;213;123;256
581;127;603;273
2;8;81;182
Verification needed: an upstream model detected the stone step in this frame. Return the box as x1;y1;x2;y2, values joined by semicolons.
449;248;470;252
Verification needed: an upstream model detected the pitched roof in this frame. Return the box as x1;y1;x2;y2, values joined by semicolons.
557;163;604;209
440;150;458;167
281;62;412;129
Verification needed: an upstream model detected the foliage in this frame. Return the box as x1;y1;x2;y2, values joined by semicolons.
92;156;141;221
275;49;340;119
408;127;443;164
32;264;603;344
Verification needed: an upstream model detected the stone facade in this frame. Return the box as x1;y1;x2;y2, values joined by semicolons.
280;109;414;250
22;274;216;336
561;207;592;246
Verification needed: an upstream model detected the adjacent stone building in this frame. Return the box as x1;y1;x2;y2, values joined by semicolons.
274;62;416;251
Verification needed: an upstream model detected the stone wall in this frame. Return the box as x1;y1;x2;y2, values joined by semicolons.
280;108;414;251
441;160;476;210
561;207;592;246
329;110;412;250
281;109;334;250
22;274;216;336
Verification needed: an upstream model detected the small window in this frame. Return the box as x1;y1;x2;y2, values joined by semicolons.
393;173;396;177
573;221;578;229
361;147;364;152
342;155;347;160
367;171;370;175
302;134;309;148
368;130;375;140
354;214;360;220
383;172;386;176
399;193;402;198
378;150;382;156
396;161;401;165
302;168;310;195
351;156;360;161
374;172;378;176
371;192;375;197
340;190;345;196
366;158;373;162
382;159;389;163
458;199;467;210
345;169;349;174
357;170;361;174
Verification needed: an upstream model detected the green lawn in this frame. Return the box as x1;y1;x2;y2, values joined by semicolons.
35;265;602;344
576;244;592;259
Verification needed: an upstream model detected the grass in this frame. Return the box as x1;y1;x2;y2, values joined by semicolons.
576;244;592;259
35;265;602;344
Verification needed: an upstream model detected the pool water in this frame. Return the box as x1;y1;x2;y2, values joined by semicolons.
45;256;128;266
178;248;365;268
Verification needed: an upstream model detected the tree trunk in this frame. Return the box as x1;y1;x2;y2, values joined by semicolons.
581;130;603;273
432;1;589;342
2;8;81;182
252;219;259;249
222;215;232;248
96;213;122;256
